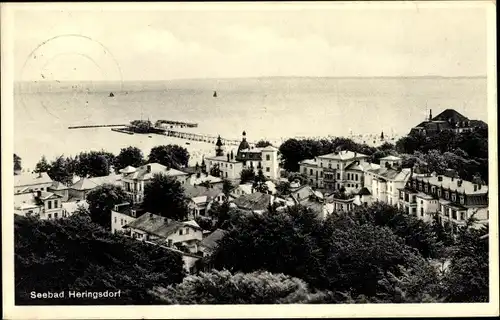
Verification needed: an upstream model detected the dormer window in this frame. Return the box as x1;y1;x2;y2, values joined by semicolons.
445;191;449;199
460;196;465;204
451;194;456;202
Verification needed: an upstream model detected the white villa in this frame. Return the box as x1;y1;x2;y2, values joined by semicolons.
205;132;280;181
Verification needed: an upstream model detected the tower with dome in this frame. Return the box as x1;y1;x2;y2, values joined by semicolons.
205;131;280;181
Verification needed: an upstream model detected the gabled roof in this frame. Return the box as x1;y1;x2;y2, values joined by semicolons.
318;150;369;161
432;109;469;123
261;145;279;152
70;174;122;191
232;192;271;211
368;167;411;181
124;213;201;238
357;187;372;196
119;166;137;174
184;185;224;200
200;229;227;250
50;181;69;191
37;191;62;200
14;172;53;187
380;155;402;161
414;175;488;195
122;163;187;181
345;161;381;171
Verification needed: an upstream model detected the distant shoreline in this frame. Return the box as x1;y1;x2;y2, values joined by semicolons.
13;75;487;84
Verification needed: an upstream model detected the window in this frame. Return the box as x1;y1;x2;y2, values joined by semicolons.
438;189;442;197
355;184;358;188
412;208;417;214
47;201;52;210
445;191;449;199
266;167;270;172
225;172;228;178
452;210;457;220
310;169;313;175
460;196;465;204
424;185;428;193
266;155;270;161
337;164;340;169
186;228;190;234
55;212;58;219
48;214;52;219
355;174;359;181
179;229;183;235
168;239;173;246
320;162;323;167
460;212;465;220
328;163;331;169
121;219;124;225
431;186;436;194
114;217;117;223
54;200;58;208
420;200;423;205
347;173;350;180
230;164;233;169
303;168;307;174
451;194;456;202
320;172;323;177
420;208;424;216
337;173;340;179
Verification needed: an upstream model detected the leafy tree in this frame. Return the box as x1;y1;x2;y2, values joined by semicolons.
142;173;189;220
48;155;74;185
74;151;114;178
195;216;215;232
86;184;128;230
440;225;489;302
14;154;22;172
34;155;51;173
276;181;292;196
252;169;268;193
208;201;232;229
114;146;145;172
255;140;273;148
148;145;189;169
209;164;221;178
287;172;309;185
15;214;184;305
149;270;333;304
222;179;233;197
240;167;255;184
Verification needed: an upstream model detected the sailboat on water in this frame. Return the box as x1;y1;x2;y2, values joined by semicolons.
109;92;114;97
213;91;217;98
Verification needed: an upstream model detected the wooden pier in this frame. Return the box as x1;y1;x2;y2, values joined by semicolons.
111;128;134;135
68;124;128;129
165;130;244;146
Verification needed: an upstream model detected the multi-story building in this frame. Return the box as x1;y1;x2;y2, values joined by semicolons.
299;150;370;191
14;190;64;220
410;109;487;136
363;156;412;206
119;163;189;203
184;185;226;219
398;173;489;229
111;202;146;234
205;132;280;181
69;174;122;201
14;172;53;194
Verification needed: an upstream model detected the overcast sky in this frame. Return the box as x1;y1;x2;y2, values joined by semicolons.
11;3;490;81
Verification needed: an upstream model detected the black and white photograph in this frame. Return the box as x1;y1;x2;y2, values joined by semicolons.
1;1;498;318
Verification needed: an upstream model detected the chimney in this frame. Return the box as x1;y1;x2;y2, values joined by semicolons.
451;176;454;182
36;190;42;198
478;184;482;190
147;165;151;173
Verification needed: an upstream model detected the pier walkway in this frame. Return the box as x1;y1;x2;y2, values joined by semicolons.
68;124;128;129
165;130;246;146
156;120;198;128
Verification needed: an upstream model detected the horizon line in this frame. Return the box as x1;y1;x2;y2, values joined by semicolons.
13;75;488;83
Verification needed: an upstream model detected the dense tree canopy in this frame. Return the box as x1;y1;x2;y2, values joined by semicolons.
150;270;333;304
142;173;189;220
255;140;273;148
114;146;145;172
34;155;51;173
48;155;74;185
15;214;185;305
74;150;115;178
86;184;129;230
239;167;255;184
148;145;189;169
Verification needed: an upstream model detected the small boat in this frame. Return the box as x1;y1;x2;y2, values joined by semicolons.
213;91;217;98
148;135;152;138
186;142;191;145
109;92;114;97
